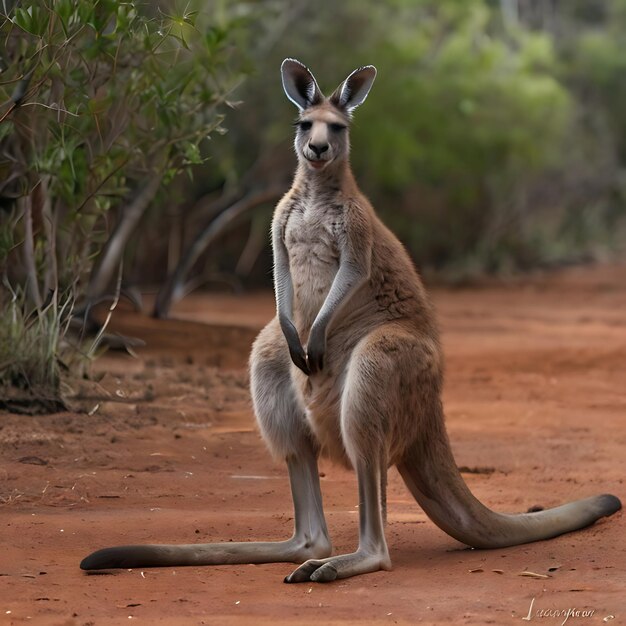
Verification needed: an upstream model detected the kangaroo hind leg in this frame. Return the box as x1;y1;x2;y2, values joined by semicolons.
250;320;332;562
81;321;331;570
285;326;419;582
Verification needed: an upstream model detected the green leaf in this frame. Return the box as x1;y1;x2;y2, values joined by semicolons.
12;5;48;36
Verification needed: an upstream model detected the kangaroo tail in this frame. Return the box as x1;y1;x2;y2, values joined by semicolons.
80;545;212;570
396;425;621;549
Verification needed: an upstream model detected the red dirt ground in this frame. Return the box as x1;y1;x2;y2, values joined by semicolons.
1;264;624;626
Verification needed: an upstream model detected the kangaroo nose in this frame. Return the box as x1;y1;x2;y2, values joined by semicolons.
309;143;328;157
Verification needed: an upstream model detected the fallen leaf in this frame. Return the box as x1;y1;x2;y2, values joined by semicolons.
18;456;48;466
458;466;495;475
519;571;550;579
492;569;504;574
468;568;484;573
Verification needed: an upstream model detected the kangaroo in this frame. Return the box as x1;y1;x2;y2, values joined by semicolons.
81;59;621;582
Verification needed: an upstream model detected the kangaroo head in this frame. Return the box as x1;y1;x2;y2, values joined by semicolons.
281;59;376;172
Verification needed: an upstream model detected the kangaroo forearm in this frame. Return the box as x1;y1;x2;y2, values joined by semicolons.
273;230;301;341
273;221;301;326
312;262;368;333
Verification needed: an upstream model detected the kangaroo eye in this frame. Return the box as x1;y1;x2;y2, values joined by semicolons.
298;121;312;131
329;123;347;132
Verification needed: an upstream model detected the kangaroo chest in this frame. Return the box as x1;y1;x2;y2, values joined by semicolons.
283;198;343;329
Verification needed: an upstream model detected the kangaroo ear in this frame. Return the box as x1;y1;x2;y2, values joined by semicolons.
281;58;324;111
330;65;377;113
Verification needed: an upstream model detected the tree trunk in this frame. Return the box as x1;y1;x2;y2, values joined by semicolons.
21;194;42;309
85;175;161;303
235;212;270;277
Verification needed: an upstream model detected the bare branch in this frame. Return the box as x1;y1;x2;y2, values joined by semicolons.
85;175;162;302
153;185;285;318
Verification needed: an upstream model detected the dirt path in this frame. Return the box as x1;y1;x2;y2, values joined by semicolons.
1;265;624;625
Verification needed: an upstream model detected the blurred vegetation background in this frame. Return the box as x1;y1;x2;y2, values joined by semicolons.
1;0;625;408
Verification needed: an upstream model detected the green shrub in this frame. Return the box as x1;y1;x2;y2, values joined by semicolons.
0;0;250;409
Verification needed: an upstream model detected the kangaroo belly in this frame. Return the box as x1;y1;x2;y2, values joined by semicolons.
292;262;335;330
285;213;339;332
283;200;350;461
